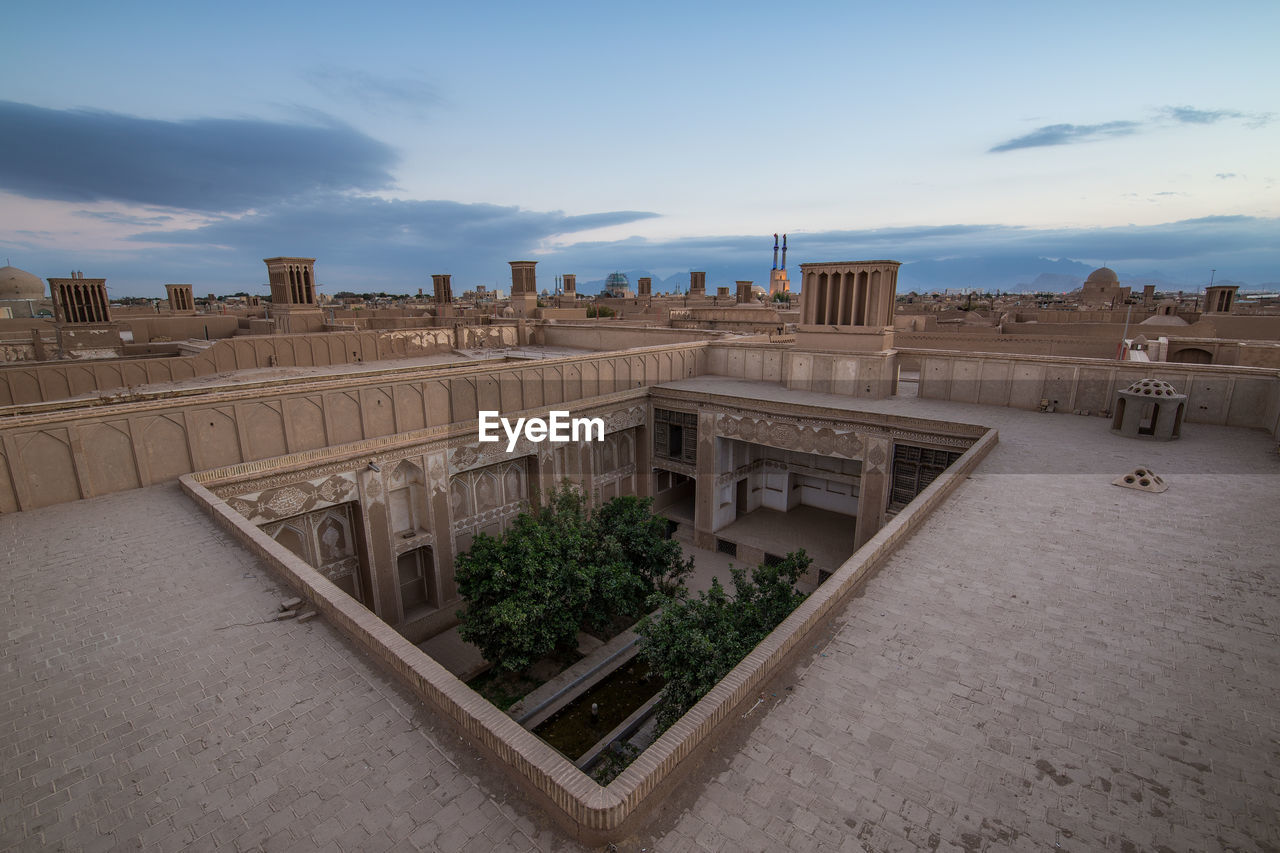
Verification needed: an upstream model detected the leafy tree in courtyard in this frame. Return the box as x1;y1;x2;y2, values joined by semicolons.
638;550;810;731
454;487;595;672
455;485;691;673
587;496;692;624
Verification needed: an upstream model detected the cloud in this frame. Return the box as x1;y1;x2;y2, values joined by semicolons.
1162;105;1245;125
991;105;1273;153
122;195;658;286
1215;172;1239;180
9;212;1277;295
535;217;1280;289
0;101;397;212
135;196;656;250
74;210;176;226
1162;105;1272;129
6;192;1274;294
304;67;441;116
989;121;1141;152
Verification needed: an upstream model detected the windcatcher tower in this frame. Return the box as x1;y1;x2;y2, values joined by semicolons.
509;261;537;317
264;257;324;333
1204;284;1239;314
797;260;900;352
688;271;707;299
165;284;195;315
46;271;123;358
556;273;577;308
793;259;902;398
432;274;455;318
49;271;111;324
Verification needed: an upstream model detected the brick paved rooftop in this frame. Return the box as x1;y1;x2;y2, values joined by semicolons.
4;380;1278;852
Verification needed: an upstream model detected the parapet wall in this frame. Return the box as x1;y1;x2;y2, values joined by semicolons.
537;323;726;351
0;343;703;511
900;348;1280;437
121;315;241;343
896;331;1117;359
705;342;899;399
0;326;495;406
5;339;1277;512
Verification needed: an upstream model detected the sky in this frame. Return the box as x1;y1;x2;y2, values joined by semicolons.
2;0;1278;296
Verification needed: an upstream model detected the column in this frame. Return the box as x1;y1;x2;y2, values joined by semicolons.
634;424;653;498
536;444;557;506
863;271;876;327
853;436;891;551
579;441;596;506
838;271;854;325
424;449;459;603
692;410;717;549
357;466;400;621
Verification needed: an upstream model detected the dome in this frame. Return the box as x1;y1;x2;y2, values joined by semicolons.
0;265;44;300
1138;314;1188;327
1086;267;1119;285
1124;378;1180;397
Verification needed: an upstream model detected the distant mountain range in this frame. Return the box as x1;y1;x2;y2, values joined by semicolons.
566;258;1275;296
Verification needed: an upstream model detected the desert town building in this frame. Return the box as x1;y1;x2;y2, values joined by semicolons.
2;252;1278;850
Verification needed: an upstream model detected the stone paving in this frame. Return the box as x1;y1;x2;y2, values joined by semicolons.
0;485;568;852
3;383;1279;852
635;381;1280;852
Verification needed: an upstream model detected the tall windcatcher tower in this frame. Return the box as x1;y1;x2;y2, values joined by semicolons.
509;261;538;317
431;274;456;318
263;257;325;333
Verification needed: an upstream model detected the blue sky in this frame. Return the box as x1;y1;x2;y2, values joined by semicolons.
2;0;1277;295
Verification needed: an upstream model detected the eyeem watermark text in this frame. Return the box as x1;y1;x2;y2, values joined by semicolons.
478;410;605;452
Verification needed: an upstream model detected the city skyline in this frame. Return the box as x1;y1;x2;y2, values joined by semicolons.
3;0;1277;295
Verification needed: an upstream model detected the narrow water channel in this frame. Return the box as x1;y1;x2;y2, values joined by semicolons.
532;658;665;760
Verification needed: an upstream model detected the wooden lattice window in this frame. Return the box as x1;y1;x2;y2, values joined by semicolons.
654;408;697;463
890;445;962;507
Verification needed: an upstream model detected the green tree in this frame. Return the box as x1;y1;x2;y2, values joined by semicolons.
455;486;691;673
454;487;596;672
588;496;692;623
638;550;810;731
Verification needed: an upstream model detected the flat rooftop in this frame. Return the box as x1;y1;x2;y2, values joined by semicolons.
3;380;1278;851
32;345;599;409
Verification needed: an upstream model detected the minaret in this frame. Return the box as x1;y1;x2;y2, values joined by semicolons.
769;233;790;297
